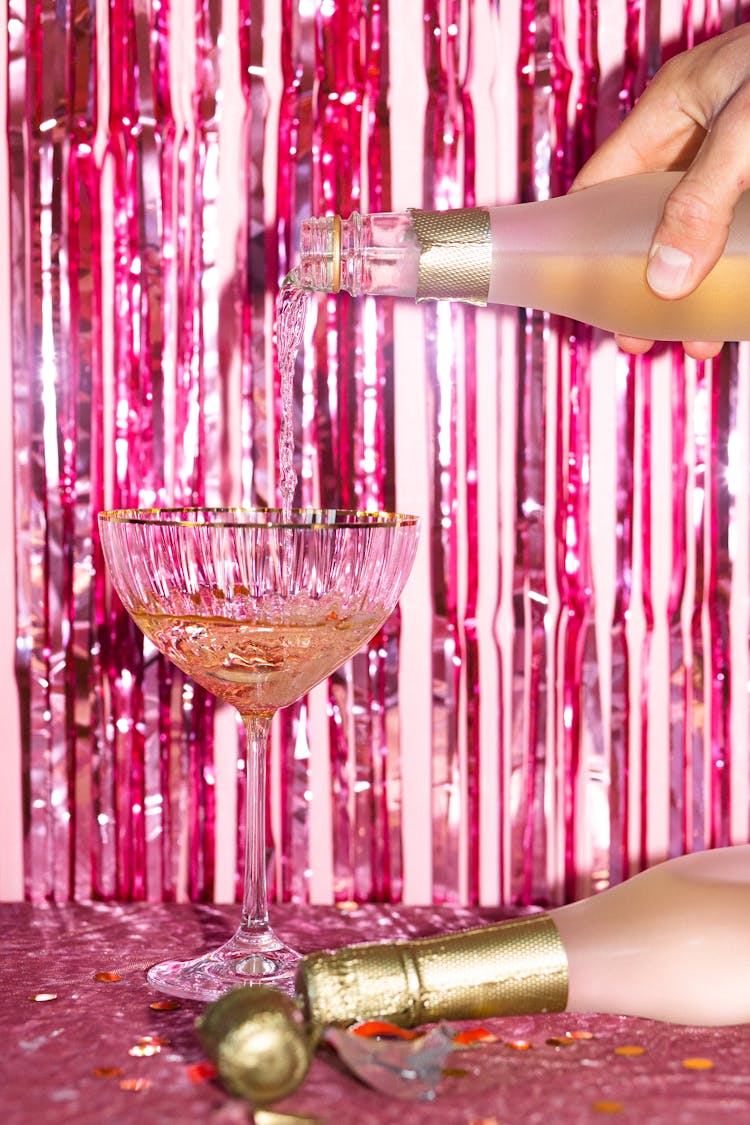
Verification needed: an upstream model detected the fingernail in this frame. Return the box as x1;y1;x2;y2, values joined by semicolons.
646;244;693;297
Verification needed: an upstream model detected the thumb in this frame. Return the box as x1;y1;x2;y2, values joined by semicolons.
646;175;733;300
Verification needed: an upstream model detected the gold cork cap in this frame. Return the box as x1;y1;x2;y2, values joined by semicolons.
410;206;492;304
196;987;314;1105
296;914;568;1029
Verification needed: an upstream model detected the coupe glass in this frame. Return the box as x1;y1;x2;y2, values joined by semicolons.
98;507;419;1001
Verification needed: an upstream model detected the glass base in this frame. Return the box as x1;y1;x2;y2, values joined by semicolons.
147;925;301;1002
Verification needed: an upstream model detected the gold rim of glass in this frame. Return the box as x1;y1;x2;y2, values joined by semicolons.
98;506;419;529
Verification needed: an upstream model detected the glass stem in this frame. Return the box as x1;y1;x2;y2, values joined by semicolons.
240;712;274;933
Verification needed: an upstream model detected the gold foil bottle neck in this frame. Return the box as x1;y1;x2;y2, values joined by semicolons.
297;913;568;1029
409;206;492;305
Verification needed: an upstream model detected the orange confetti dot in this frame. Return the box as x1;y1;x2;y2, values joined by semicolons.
546;1036;576;1047
187;1060;218;1083
336;900;360;913
568;1030;595;1040
28;992;58;1002
441;1066;470;1078
350;1020;418;1040
119;1078;152;1092
150;998;181;1011
91;1067;125;1079
94;971;122;983
614;1045;645;1057
505;1039;532;1051
592;1101;624;1114
682;1057;714;1071
453;1028;501;1046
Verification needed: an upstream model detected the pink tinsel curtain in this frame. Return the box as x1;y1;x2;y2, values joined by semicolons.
7;0;749;905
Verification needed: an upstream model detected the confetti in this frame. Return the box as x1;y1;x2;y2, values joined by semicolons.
28;992;58;1002
94;971;122;982
187;1060;218;1083
568;1030;595;1040
546;1036;576;1047
452;1028;501;1046
336;901;360;913
129;1039;164;1057
505;1039;532;1051
119;1078;153;1092
614;1045;645;1057
442;1066;471;1078
128;1044;160;1057
91;1067;125;1079
682;1057;714;1071
592;1101;624;1114
150;998;181;1011
350;1021;419;1040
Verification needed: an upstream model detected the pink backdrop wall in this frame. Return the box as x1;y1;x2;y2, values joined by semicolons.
1;0;748;906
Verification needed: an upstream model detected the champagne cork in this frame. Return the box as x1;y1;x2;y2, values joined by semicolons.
195;987;314;1105
296;913;569;1029
409;206;492;305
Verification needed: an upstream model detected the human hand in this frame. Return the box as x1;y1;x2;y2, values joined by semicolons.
570;23;750;359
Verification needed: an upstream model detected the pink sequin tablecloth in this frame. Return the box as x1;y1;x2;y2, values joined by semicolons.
2;902;750;1123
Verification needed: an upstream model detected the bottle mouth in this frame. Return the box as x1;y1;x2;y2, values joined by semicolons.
298;216;341;293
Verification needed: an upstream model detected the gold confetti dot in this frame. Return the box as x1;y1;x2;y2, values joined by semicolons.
92;1067;124;1079
592;1101;624;1114
28;992;58;1002
128;1043;161;1057
442;1067;470;1078
336;900;360;913
568;1030;595;1040
505;1039;532;1051
615;1045;645;1057
94;971;122;983
128;1036;170;1057
546;1036;576;1047
119;1078;152;1092
149;998;181;1011
682;1057;714;1071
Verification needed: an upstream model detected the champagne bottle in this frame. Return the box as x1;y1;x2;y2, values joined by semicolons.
297;846;750;1028
197;848;750;1102
297;171;750;341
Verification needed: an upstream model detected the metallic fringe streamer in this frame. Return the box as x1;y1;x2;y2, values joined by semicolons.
421;0;481;905
511;0;572;905
314;1;401;903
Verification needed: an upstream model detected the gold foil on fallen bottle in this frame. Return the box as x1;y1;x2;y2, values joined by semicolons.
196;987;313;1106
409;206;492;305
297;913;568;1029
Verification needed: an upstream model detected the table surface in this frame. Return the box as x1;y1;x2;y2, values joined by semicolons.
2;901;750;1124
